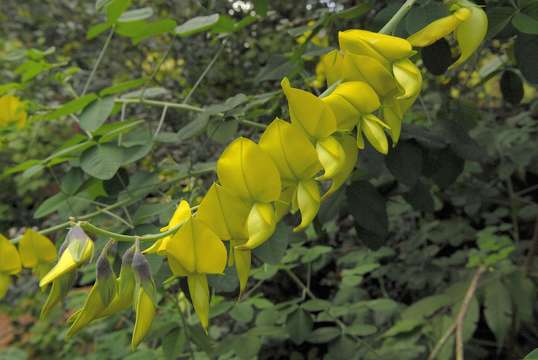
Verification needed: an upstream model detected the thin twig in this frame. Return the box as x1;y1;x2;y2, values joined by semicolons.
524;215;538;274
82;28;114;96
183;42;225;105
428;266;486;360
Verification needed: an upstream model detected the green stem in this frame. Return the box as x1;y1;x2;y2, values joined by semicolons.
78;220;181;242
379;0;418;35
114;98;204;112
183;42;225;105
82;27;114;95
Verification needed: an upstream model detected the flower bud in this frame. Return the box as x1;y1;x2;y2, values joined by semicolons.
99;247;136;318
322;133;358;200
131;251;157;350
40;226;94;288
40;271;77;319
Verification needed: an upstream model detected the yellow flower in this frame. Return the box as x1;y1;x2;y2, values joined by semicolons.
321;133;358;200
0;95;27;128
407;1;488;69
339;29;413;65
0;234;21;299
259;118;322;231
144;201;191;255
197;184;252;293
158;200;227;330
217;137;281;249
357;114;391;155
281;78;346;180
40;226;94;288
18;229;57;279
315;50;343;87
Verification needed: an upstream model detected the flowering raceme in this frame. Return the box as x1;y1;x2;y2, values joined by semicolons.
0;8;490;349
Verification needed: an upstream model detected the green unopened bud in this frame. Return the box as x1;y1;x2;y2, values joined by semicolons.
40;271;76;320
40;226;94;288
99;247;136;318
131;251;157;350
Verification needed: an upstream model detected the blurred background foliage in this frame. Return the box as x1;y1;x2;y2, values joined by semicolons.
1;0;538;359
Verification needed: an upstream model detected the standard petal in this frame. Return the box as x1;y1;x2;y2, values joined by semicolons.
192;219;227;274
281;77;337;140
259;119;322;181
0;234;21;275
339;30;413;62
217;137;281;203
19;229;57;268
342;53;399;97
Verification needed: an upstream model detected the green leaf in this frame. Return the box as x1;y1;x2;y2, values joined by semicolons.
346;180;388;248
512;12;538;34
118;7;153;22
286;308;313;345
99;79;145;96
301;299;331;312
206;119;238;144
333;3;372;20
79;96;115;132
523;349;538;360
515;33;538;84
484;279;513;346
175;14;220;37
87;23;112;40
116;19;176;44
403;181;434;212
34;192;69;219
402;294;450;321
345;324;377;336
253;222;292;265
233;335;261;359
386;141;423;186
80;143;125;180
162;328;186;360
229;303;254;323
308;327;341;344
43;94;98;121
423;148;464;188
254;0;268;16
383;318;423;338
106;0;131;23
61;168;85;195
205;93;249;114
404;2;448;34
500;69;524;104
453;296;479;342
486;7;516;39
177;113;209;141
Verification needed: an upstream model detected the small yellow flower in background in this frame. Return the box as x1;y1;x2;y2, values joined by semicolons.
18;229;57;279
0;234;21;299
40;225;94;288
217;137;281;250
407;0;487;69
131;251;157;350
0;95;27;128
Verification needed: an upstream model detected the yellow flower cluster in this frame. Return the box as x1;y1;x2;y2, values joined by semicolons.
0;0;488;349
0;95;27;128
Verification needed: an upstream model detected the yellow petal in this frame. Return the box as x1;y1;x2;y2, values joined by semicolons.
407;8;471;47
187;274;210;332
165;218;227;275
319;50;343;86
217;137;281;203
131;286;156;350
0;95;27;128
339;30;413;62
341;53;399;97
240;203;276;250
196;183;251;240
275;186;295;222
393;59;423;100
259;119;322;181
0;234;21;275
322;133;359;200
40;272;76;319
67;285;107;336
19;229;57;269
361;115;389;155
294;179;321;231
281;77;337;140
232;243;251;295
144;200;191;255
0;273;10;300
451;2;488;68
316;136;347;180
